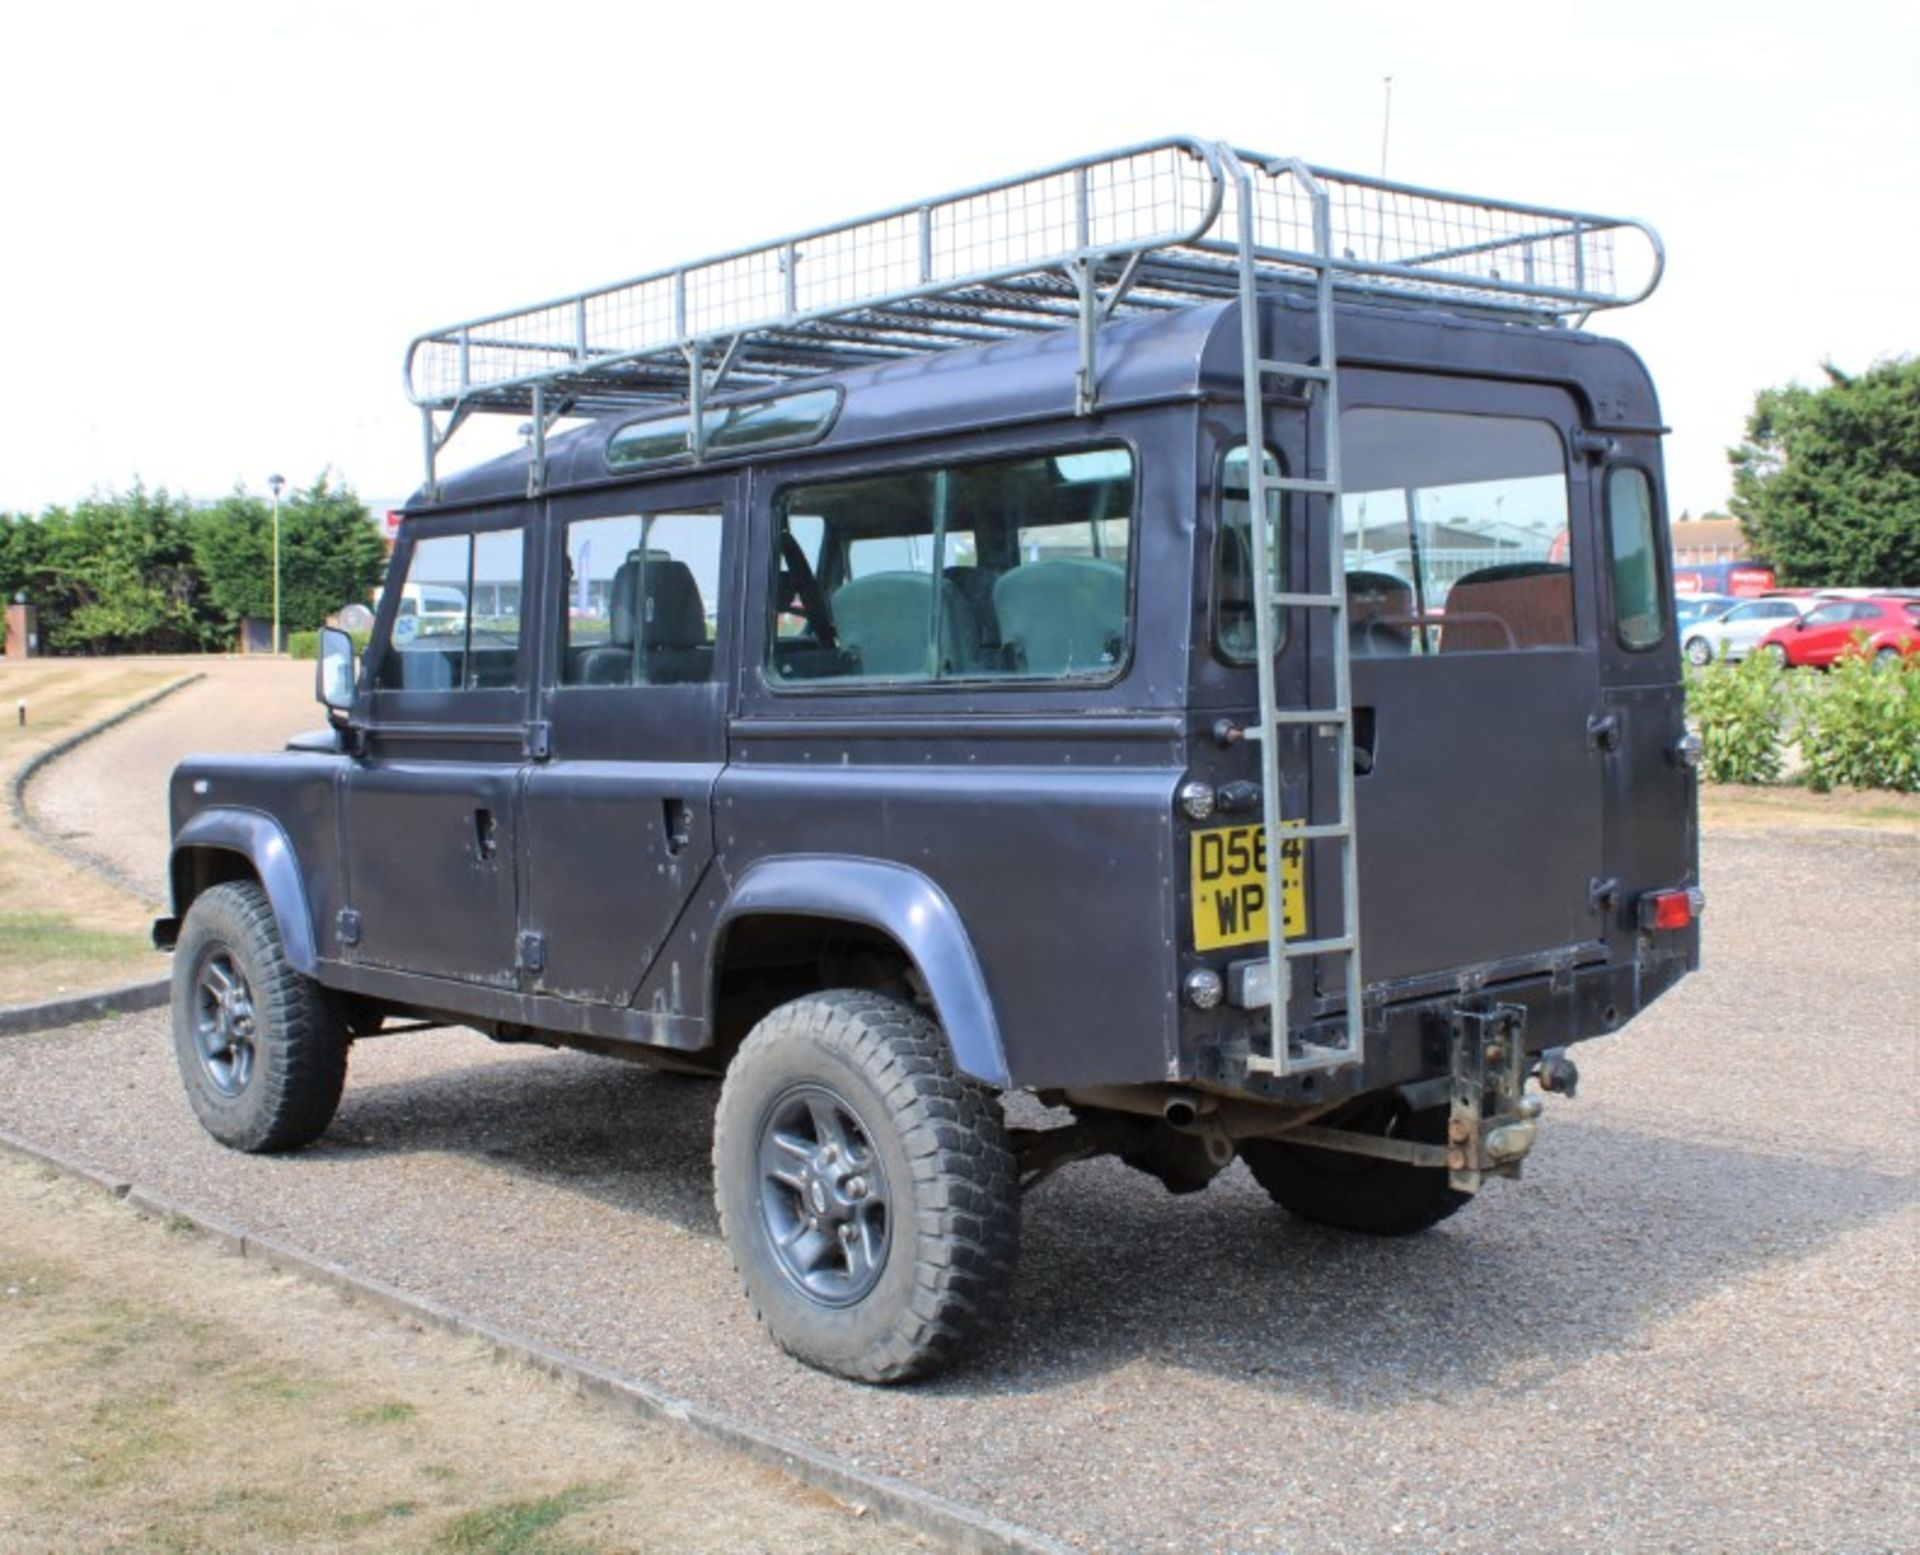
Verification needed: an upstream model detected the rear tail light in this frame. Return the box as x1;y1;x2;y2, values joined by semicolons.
1638;887;1705;931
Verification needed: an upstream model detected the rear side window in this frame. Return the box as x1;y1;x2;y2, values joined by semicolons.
376;527;523;691
1214;444;1286;663
770;446;1135;686
1340;409;1573;654
1607;467;1665;650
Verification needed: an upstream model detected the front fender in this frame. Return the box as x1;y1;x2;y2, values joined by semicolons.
168;809;319;977
716;856;1009;1088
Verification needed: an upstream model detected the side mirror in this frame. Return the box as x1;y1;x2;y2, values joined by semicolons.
317;626;357;715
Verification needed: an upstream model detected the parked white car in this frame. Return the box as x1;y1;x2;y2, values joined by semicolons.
1683;596;1812;665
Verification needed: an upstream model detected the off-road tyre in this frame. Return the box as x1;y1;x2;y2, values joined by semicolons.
712;990;1018;1384
1240;1098;1470;1236
171;881;348;1154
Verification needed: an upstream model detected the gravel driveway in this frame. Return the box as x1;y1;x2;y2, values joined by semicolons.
2;826;1913;1553
25;659;319;902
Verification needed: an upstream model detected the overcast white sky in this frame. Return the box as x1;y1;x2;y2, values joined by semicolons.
1;0;1913;519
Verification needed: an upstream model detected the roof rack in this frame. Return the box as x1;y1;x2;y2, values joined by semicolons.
403;135;1662;495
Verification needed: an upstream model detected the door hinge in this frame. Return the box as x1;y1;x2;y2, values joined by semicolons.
1573;429;1619;462
1589;877;1620;914
525;721;551;761
517;931;546;974
336;908;362;947
1587;713;1621;753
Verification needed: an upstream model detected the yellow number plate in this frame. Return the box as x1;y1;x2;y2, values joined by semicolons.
1190;823;1305;951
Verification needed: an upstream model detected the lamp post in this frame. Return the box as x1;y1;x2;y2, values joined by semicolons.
268;473;285;654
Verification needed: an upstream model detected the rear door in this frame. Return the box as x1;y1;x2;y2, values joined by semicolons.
1334;376;1607;983
516;477;736;1006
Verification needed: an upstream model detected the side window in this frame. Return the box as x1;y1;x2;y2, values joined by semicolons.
1607;466;1665;650
1340;409;1574;653
376;527;524;691
769;446;1135;686
1214;444;1285;662
560;509;722;686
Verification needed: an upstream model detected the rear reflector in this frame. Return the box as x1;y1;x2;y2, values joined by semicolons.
1639;888;1700;931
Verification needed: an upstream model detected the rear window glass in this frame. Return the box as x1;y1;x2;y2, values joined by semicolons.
1340;409;1573;655
770;446;1135;686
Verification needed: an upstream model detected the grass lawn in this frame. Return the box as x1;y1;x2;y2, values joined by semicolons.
0;662;188;1004
0;1157;930;1555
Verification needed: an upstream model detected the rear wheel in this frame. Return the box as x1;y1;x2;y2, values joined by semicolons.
1240;1097;1470;1236
1684;636;1713;667
171;882;348;1153
1874;646;1902;669
712;990;1018;1383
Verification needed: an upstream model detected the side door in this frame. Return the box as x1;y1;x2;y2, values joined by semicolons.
341;512;534;986
518;478;735;1006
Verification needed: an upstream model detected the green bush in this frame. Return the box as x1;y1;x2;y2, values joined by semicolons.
1794;652;1920;792
1686;653;1792;785
286;628;370;661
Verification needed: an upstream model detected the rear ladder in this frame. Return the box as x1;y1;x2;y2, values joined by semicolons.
1226;152;1362;1077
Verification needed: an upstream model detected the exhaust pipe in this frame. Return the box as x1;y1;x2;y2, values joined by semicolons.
1162;1092;1203;1128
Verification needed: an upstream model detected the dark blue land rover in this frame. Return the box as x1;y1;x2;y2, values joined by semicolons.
155;139;1700;1382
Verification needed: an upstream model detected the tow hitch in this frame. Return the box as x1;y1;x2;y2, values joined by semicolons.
1280;1000;1572;1192
1446;1001;1535;1192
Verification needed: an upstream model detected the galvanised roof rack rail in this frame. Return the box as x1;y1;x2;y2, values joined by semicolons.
402;136;1663;496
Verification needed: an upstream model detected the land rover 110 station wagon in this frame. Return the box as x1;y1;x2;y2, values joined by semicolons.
156;139;1700;1382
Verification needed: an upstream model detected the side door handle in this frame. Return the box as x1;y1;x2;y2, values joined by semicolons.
1586;714;1621;754
663;798;693;856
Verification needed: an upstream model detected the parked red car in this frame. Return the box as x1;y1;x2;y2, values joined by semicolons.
1756;596;1920;668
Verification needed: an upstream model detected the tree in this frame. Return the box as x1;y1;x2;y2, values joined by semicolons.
1729;358;1920;588
192;475;389;637
33;486;214;654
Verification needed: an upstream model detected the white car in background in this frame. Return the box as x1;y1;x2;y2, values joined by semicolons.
1683;596;1813;666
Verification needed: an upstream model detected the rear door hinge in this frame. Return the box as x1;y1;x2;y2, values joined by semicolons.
517;931;546;974
525;721;552;761
336;908;362;947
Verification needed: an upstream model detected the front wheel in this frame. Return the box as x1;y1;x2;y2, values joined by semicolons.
1684;636;1713;667
1240;1098;1470;1236
712;990;1018;1383
1874;646;1903;669
171;881;348;1153
1763;642;1791;668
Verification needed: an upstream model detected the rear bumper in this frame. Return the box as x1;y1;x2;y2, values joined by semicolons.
1190;935;1697;1106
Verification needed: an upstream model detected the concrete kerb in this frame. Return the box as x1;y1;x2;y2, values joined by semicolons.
0;977;170;1037
0;1123;1074;1555
9;671;205;902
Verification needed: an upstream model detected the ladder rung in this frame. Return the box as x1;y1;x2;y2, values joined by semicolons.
1283;935;1356;958
1256;359;1333;382
1267;591;1343;608
1268;477;1339;496
1267;708;1351;725
1289;822;1352;841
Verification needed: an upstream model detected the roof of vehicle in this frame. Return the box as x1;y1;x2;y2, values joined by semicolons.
414;292;1661;513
